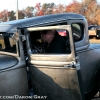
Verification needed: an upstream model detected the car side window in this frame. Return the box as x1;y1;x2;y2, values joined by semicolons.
0;33;16;53
71;23;84;42
29;29;71;54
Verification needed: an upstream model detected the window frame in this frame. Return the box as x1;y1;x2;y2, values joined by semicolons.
24;25;77;63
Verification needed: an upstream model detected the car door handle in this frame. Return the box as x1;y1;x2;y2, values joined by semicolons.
64;62;75;68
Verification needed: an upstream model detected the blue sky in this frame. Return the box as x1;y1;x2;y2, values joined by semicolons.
0;0;81;11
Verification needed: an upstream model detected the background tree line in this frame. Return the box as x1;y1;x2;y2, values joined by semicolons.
0;0;100;25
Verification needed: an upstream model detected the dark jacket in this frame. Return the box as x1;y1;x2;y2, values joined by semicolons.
45;32;66;53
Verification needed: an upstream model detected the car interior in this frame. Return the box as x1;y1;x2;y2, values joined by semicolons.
28;29;71;54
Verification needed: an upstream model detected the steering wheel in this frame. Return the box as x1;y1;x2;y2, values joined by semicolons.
32;45;43;53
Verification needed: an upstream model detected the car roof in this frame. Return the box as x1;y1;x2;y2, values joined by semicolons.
0;13;85;33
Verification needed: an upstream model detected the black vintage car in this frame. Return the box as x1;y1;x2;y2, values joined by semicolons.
0;13;100;100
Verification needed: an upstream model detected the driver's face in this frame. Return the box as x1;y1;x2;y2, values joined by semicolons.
41;30;55;44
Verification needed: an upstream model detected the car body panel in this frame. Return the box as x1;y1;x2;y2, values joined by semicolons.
0;64;29;96
29;62;81;100
0;54;18;70
77;44;100;92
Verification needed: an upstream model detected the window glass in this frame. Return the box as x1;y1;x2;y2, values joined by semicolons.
72;23;83;42
0;33;16;53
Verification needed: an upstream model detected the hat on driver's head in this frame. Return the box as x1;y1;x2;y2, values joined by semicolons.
40;30;51;34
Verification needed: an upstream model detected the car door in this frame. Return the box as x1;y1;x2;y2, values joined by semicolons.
24;25;84;100
0;30;29;97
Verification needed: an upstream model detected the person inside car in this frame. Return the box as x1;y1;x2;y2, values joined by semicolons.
41;30;66;53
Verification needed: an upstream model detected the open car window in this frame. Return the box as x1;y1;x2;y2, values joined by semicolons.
0;33;16;53
27;25;72;55
29;30;70;54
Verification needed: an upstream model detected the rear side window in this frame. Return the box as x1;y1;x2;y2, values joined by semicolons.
72;23;84;42
0;33;16;53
